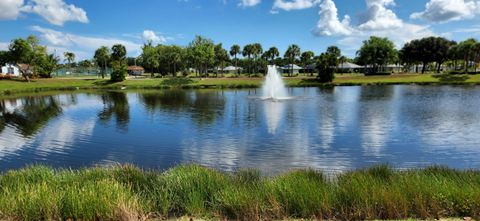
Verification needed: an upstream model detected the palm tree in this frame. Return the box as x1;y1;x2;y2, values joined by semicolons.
242;44;254;77
64;51;75;75
252;43;263;75
300;51;314;76
230;44;241;76
265;47;279;64
94;46;110;79
284;44;301;77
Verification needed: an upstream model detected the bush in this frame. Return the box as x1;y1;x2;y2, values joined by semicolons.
111;61;127;82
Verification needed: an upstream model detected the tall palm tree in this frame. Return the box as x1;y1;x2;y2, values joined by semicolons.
230;44;241;76
252;43;263;75
94;46;110;79
300;51;314;76
284;44;301;77
64;51;75;75
242;44;254;77
266;47;279;64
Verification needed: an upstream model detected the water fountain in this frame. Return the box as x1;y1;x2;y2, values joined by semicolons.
262;65;289;100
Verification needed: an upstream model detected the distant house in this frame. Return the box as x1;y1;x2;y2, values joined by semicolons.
337;62;363;73
281;64;302;75
222;66;243;74
1;64;20;77
127;66;145;76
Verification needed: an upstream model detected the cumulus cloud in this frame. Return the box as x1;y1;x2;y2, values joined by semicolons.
311;0;437;55
411;0;480;23
0;0;24;20
312;0;353;36
0;0;88;26
272;0;319;11
0;42;9;51
142;30;167;44
238;0;260;7
31;26;142;60
357;0;403;30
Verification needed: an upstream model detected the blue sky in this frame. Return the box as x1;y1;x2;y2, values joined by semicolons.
1;0;479;60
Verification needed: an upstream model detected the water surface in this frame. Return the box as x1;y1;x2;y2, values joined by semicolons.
1;85;480;173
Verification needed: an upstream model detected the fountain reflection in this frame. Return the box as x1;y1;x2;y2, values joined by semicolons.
264;100;285;134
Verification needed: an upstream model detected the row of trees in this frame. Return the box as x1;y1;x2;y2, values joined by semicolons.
356;36;480;74
1;34;479;82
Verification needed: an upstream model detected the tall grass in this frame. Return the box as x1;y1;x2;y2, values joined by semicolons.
0;164;479;220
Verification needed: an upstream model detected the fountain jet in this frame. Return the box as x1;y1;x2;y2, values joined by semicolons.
262;65;288;100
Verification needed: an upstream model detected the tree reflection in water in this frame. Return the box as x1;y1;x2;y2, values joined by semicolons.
98;92;130;131
0;96;63;137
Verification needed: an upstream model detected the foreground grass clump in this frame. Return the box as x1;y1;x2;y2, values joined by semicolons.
0;164;479;220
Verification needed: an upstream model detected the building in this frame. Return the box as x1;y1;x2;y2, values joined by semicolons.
127;66;145;76
222;66;243;74
337;62;363;73
1;64;20;77
281;64;302;75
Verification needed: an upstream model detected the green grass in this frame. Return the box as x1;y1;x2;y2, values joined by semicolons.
0;164;479;220
1;73;480;97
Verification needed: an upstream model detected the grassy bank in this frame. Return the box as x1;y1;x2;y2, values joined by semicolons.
1;74;480;96
0;164;479;220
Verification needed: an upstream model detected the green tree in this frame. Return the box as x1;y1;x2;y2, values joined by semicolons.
457;38;479;73
140;43;159;77
300;51;314;75
110;44;127;82
35;54;59;78
263;47;280;64
316;52;337;83
251;43;263;75
242;44;254;76
214;43;229;77
284;44;301;76
229;44;241;76
0;51;10;66
400;37;455;73
94;46;111;79
356;36;397;74
165;45;185;77
63;52;75;67
186;36;215;77
8;35;46;81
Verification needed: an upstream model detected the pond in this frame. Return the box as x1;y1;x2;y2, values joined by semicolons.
1;85;480;173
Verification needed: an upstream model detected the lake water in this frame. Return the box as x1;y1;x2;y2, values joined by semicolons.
1;85;480;173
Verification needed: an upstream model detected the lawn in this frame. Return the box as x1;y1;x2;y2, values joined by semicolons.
1;73;480;97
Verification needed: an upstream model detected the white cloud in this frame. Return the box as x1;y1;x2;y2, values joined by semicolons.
238;0;260;7
0;0;24;20
272;0;319;11
0;0;87;26
357;0;403;30
312;0;437;55
411;0;480;23
312;0;353;36
31;26;142;60
22;0;88;26
142;30;167;44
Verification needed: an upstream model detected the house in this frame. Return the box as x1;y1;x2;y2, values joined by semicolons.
336;62;364;73
222;66;243;74
127;66;145;76
1;64;20;77
281;64;302;75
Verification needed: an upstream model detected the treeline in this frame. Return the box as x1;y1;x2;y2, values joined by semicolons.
1;35;479;82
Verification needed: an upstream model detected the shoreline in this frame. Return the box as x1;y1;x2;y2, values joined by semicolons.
1;74;480;98
0;164;478;220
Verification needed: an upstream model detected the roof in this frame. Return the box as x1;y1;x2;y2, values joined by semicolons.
223;66;242;71
127;66;145;71
17;64;31;70
281;64;302;70
338;62;362;69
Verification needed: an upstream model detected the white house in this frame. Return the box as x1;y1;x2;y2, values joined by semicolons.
1;64;20;77
281;64;302;75
223;66;243;74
